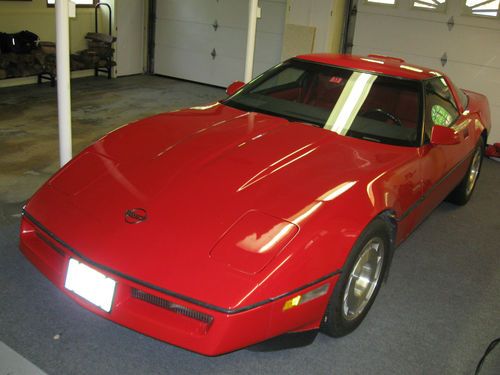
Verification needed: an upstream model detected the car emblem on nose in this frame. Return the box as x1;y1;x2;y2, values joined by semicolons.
125;208;147;224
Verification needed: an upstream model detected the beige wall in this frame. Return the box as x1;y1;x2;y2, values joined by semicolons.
0;0;104;52
330;0;346;53
284;0;346;54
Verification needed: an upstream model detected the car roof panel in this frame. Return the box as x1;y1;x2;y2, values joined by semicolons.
295;54;443;81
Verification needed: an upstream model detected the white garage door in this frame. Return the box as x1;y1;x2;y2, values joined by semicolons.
154;0;286;87
116;0;145;76
351;0;500;143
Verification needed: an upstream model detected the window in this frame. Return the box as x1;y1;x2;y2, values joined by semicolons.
412;0;447;12
423;78;459;140
456;89;469;111
448;79;469;111
255;67;304;91
365;0;397;6
431;105;453;126
47;0;96;6
465;0;500;17
225;60;422;147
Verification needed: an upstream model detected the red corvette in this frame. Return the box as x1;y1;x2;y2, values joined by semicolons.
20;54;491;355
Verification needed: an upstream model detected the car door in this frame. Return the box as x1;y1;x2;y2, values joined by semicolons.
416;77;475;221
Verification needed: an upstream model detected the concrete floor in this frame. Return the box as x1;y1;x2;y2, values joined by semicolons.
0;75;224;224
1;76;499;374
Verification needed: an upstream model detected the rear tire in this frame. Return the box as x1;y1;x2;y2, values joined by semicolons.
320;218;390;337
446;139;484;206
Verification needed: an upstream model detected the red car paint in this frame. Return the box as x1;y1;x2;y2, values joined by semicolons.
19;54;491;355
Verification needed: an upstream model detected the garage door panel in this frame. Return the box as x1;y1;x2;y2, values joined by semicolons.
213;30;283;65
213;56;246;87
156;20;215;51
215;0;286;34
214;28;246;59
488;106;500;142
439;64;500;108
255;32;284;65
155;47;214;83
155;0;285;87
210;33;282;86
358;3;500;31
157;0;216;24
354;12;500;69
253;61;275;77
216;0;248;29
258;0;287;34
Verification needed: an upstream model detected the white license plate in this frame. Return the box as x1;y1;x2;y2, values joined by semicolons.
64;258;116;312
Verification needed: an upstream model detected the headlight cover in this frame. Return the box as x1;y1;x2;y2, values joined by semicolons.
209;210;299;275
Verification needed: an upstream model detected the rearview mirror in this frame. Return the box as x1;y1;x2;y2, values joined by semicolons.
226;81;245;96
430;125;462;145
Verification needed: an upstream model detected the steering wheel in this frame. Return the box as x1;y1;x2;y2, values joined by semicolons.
362;108;403;127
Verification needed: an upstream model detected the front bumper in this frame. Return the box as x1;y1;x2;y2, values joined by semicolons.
19;215;338;355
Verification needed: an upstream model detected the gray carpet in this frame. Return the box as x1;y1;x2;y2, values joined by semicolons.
1;160;499;375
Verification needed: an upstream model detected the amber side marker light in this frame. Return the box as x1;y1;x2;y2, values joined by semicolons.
283;283;330;311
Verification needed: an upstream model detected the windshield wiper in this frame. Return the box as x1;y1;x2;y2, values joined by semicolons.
360;136;382;143
224;100;323;128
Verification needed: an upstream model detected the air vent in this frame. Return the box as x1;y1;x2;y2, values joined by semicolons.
131;289;213;324
367;54;405;63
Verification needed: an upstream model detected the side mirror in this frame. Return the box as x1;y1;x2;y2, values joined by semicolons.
226;81;245;96
430;125;462;145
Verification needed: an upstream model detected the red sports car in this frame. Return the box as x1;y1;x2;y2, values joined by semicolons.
20;54;491;355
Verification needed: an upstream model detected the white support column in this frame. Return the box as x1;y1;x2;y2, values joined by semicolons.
56;0;73;167
244;0;260;83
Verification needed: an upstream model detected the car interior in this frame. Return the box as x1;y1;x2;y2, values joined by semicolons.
248;66;421;145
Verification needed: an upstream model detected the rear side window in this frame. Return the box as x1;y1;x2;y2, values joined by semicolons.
456;89;468;110
449;79;469;111
255;67;304;91
423;77;459;139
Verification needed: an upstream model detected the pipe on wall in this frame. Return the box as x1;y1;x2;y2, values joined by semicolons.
244;0;259;83
147;0;156;74
56;0;72;166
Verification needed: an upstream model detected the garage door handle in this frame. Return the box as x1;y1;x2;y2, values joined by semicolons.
441;52;447;67
211;48;217;60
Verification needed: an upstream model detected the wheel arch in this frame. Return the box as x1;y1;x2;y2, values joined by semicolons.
336;208;398;279
481;129;488;147
374;209;398;281
319;208;397;336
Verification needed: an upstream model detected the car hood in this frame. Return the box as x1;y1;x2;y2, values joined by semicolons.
26;103;409;310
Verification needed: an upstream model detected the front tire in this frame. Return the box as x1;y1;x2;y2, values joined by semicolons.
321;218;390;337
447;139;484;206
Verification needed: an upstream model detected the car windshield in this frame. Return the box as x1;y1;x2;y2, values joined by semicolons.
224;59;422;146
